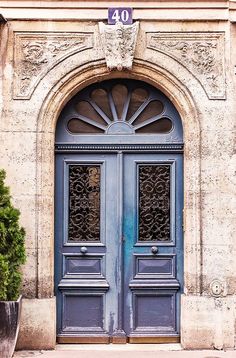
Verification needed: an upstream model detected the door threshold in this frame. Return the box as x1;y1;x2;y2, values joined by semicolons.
57;336;110;344
128;336;180;344
57;336;180;345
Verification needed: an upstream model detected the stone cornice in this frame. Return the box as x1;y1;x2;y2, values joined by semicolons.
0;1;233;22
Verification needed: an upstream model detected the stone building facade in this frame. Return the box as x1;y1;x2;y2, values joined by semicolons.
0;0;236;350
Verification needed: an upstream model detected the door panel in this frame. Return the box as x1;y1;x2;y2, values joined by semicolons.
132;290;177;330
55;152;183;342
134;255;176;278
55;153;119;341
123;153;183;339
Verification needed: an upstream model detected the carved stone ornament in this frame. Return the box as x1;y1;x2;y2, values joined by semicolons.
99;21;139;71
13;32;94;99
147;32;226;100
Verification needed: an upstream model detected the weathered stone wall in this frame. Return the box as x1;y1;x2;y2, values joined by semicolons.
0;0;235;350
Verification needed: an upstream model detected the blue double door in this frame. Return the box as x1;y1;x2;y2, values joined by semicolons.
55;151;183;343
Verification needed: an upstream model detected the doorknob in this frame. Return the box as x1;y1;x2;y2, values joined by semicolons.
151;246;158;255
80;246;88;254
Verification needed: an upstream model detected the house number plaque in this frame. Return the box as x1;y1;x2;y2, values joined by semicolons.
108;7;133;25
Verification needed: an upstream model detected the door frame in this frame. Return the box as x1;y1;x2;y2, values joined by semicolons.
55;144;183;343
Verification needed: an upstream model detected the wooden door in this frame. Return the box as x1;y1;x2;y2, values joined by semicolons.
55;79;184;343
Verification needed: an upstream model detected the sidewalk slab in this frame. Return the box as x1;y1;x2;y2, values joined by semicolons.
14;345;236;358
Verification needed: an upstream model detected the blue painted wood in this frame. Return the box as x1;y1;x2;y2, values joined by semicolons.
132;290;177;333
55;153;120;338
123;153;183;337
55;152;183;339
134;255;176;278
64;256;102;275
63;293;104;331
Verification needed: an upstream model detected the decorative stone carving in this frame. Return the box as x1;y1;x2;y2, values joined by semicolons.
147;32;225;100
99;21;139;71
13;32;94;99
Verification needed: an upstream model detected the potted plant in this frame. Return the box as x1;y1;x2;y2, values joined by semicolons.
0;169;26;358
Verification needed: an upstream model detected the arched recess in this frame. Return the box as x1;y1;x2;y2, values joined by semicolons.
36;60;201;307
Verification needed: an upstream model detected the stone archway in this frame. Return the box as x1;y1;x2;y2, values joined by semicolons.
36;60;201;346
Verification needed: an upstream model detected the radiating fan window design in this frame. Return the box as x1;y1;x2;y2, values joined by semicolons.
66;81;173;135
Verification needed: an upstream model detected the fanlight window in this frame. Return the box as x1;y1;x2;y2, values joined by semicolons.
63;80;175;135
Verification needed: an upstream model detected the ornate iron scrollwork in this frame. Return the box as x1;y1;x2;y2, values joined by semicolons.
138;165;170;242
68;165;100;242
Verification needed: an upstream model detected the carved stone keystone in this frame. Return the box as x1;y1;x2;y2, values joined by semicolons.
99;21;139;71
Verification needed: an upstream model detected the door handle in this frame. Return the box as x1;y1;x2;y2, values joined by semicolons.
151;246;158;255
80;246;88;255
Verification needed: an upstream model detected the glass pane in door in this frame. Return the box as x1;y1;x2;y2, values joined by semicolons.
138;165;171;242
68;165;101;242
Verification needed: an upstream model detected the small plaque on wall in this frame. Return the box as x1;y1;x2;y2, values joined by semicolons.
108;8;133;25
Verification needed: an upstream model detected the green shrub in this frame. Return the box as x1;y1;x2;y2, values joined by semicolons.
0;169;26;301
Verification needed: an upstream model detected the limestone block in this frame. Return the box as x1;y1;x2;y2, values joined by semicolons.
201;191;236;227
16;298;56;350
37;247;54;299
200;188;236;284
226;275;236;296
33;192;54;298
200;105;235;132
0;132;37;196
184;205;201;245
12;195;37;250
201;213;235;247
181;295;235;349
183;244;201;294
201;130;236;159
36;195;54;249
201;245;235;296
21;248;37;298
0;106;39;133
201;158;236;194
36;133;55;197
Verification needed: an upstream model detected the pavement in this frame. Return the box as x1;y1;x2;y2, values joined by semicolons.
14;344;236;358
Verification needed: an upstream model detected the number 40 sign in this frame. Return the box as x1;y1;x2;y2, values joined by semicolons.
108;8;133;25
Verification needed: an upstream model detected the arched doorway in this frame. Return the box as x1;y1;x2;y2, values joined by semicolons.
55;79;183;343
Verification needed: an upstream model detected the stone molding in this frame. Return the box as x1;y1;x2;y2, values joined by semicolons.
99;21;139;71
13;32;94;99
146;32;226;100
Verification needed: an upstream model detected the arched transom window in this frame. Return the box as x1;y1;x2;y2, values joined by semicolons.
56;79;183;144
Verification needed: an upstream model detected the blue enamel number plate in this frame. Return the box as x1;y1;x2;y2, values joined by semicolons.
108;8;133;25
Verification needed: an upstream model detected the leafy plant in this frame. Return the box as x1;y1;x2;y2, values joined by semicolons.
0;169;26;301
